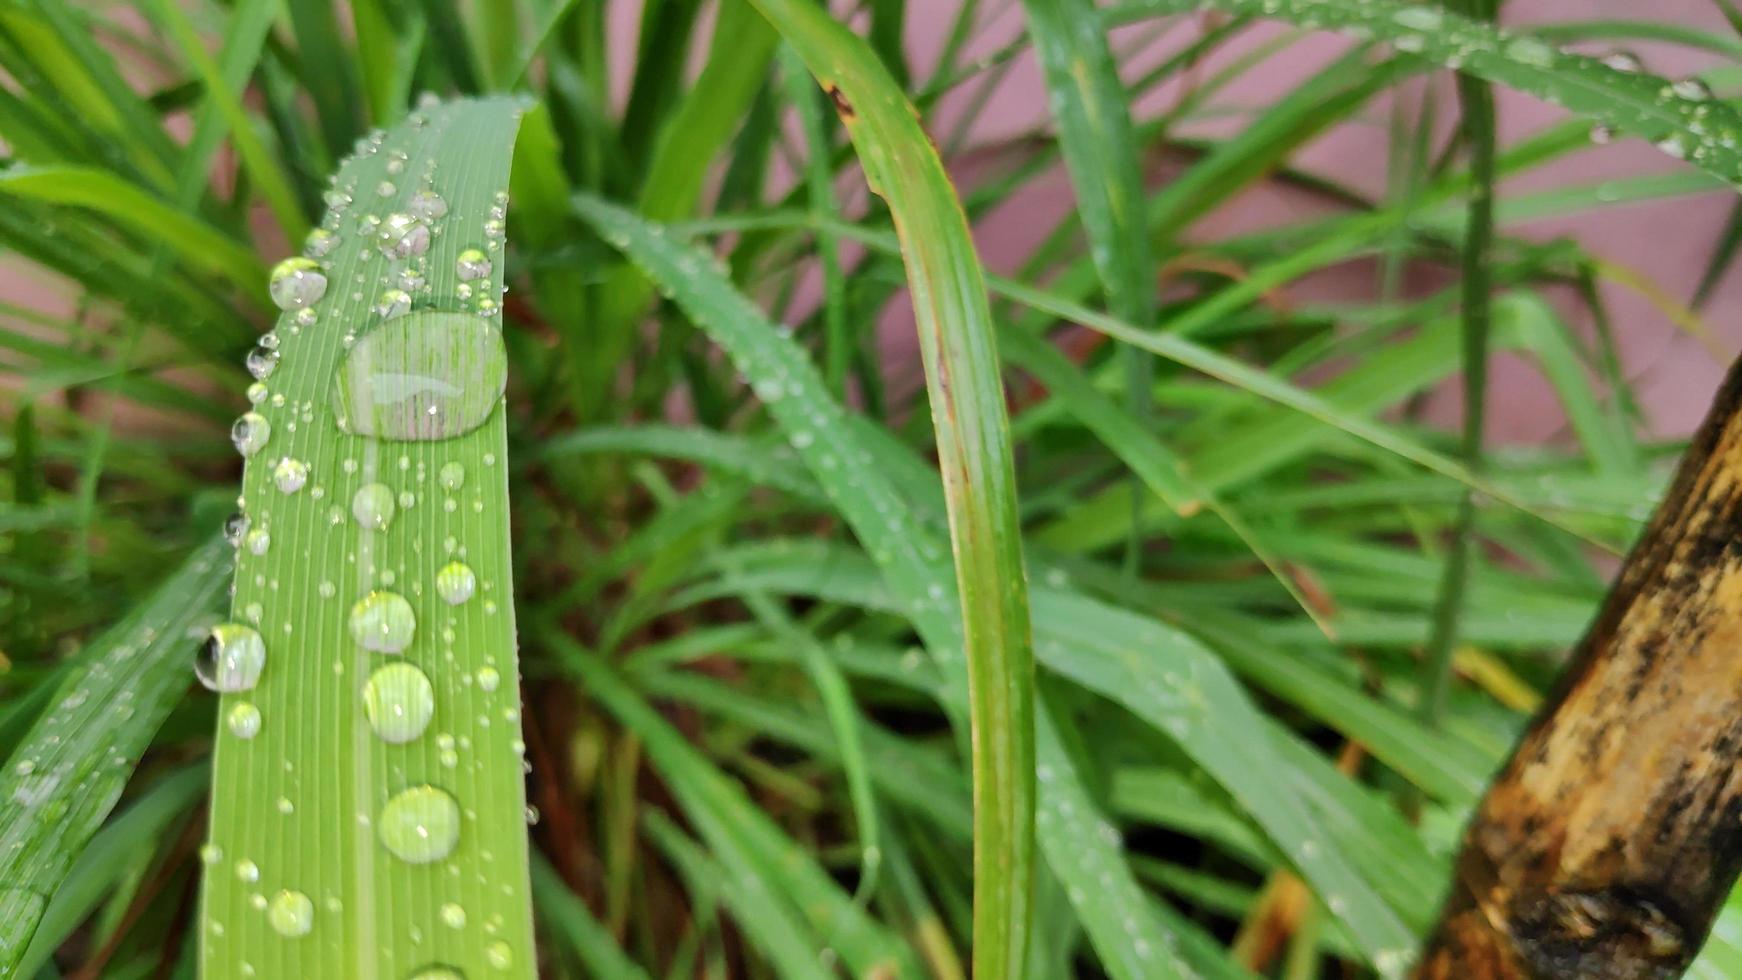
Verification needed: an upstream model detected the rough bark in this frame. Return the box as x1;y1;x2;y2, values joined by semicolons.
1417;357;1742;980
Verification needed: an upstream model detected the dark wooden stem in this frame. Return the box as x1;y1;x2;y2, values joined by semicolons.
1417;356;1742;978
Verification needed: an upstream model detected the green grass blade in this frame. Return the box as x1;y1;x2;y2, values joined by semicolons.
1113;0;1742;187
0;537;228;974
745;5;1040;975
200;98;535;979
529;859;650;980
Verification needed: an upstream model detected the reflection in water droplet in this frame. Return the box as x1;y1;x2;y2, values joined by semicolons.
331;312;507;442
353;482;398;531
409;189;448;220
375;288;413;319
364;662;436;744
224;512;250;547
455;248;491;282
196;624;266;692
438;461;466;490
267;889;314;937
484;941;512;970
378;785;461;864
245;346;280;381
274;458;309;494
227;701;262;739
247;382;268;405
233;414;270;459
350;591;417;653
269;257;328;311
305;228;339;258
436;561;476;606
380;213;430;259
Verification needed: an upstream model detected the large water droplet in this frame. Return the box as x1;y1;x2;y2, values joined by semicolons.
364;663;435;743
1672;77;1714;102
331;312;507;441
380;212;430;259
409;189;448;220
1601;49;1644;74
267;889;314;937
196;624;266;692
378;785;461;864
435;561;476;606
232;413;271;457
352;482;397;530
374;288;413;319
438;461;465;490
269;257;328;311
455;248;492;282
227;701;263;739
350;591;416;653
274;458;309;494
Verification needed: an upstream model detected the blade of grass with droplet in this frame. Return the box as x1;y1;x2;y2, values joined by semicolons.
1110;0;1742;185
200;98;535;979
0;537;227;975
741;5;1040;974
571;196;1412;975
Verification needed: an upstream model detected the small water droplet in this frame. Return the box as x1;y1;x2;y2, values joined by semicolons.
244;527;271;556
269;257;328;311
408;968;464;980
349;591;417;653
475;666;500;692
224;512;250;547
1672;77;1714;102
247;382;268;405
1390;7;1440;30
196;624;266;692
484;940;512;970
380;212;430;259
227;701;262;739
267;889;314;937
1503;36;1555;67
435;561;476;606
235;859;260;883
375;288;413;319
439;902;467;929
378;785;461;864
200;843;223;864
364;662;436;743
1590;123;1617;145
273;458;309;494
304;228;339;258
1601;49;1644;74
352;482;397;530
245;346;280;381
438;461;466;490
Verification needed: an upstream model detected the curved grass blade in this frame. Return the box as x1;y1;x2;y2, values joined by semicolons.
200;98;535;979
570;195;1409;976
1112;0;1742;186
0;537;228;974
529;858;650;980
743;4;1040;974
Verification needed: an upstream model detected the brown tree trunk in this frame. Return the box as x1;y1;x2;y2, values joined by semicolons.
1417;357;1742;980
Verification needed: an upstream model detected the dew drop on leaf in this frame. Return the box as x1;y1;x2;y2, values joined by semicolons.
350;591;417;654
331;312;507;441
352;482;398;531
245;527;271;556
475;666;500;692
223;512;250;547
267;889;314;937
409;189;448;220
435;561;476;606
245;346;280;381
380;212;430;259
227;701;262;739
375;288;413;319
439;902;466;928
485;940;513;970
232;413;271;458
438;461;465;490
364;662;436;744
273;458;309;494
378;785;461;864
408;968;464;980
195;624;266;692
304;227;339;258
455;248;491;282
268;257;328;311
235;859;260;883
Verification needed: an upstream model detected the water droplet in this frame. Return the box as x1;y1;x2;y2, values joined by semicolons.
438;461;466;490
1657;133;1690;159
1601;49;1644;74
364;662;435;743
349;591;417;653
247;382;268;405
439;902;467;928
484;940;512;970
244;527;271;556
196;624;266;692
268;257;328;311
1504;36;1555;67
224;512;250;547
378;785;461;864
235;859;260;882
409;189;448;220
380;212;430;259
304;228;339;258
377;180;397;197
408;968;464;980
455;248;491;282
352;482;397;530
245;346;280;381
273;458;309;494
1390;7;1440;30
331;312;508;441
1590;124;1617;145
475;666;500;692
227;701;262;739
267;890;314;937
200;842;223;864
435;561;476;606
1673;77;1714;102
375;288;413;319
